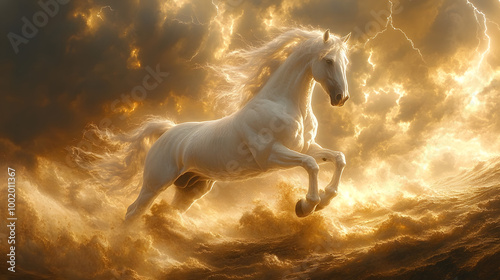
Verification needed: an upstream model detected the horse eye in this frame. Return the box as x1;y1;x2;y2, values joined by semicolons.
325;59;333;65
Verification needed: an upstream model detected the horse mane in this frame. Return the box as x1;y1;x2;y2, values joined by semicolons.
209;27;347;111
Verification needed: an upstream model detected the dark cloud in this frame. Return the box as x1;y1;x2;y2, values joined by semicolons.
0;0;218;161
422;0;478;60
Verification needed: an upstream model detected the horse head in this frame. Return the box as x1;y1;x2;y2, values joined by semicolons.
311;30;351;107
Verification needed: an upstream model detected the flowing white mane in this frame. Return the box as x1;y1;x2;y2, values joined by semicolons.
211;28;348;109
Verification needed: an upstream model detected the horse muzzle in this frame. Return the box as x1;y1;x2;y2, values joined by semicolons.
327;82;349;107
330;92;349;107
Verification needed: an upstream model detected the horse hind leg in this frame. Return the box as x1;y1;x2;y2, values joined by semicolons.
171;179;215;212
124;183;160;222
124;168;180;223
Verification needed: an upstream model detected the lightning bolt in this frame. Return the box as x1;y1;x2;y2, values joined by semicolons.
189;0;243;61
465;0;491;70
458;0;499;110
364;0;426;63
488;19;500;32
97;5;114;20
187;0;223;61
177;0;220;61
367;49;376;69
171;1;205;26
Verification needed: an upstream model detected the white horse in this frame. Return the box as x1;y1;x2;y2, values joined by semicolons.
117;29;350;221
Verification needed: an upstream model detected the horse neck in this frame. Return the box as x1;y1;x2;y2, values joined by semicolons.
258;53;315;113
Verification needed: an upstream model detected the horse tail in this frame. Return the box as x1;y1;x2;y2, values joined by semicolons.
71;117;176;192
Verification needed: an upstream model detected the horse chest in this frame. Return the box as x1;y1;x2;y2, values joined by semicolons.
237;101;318;155
278;112;317;153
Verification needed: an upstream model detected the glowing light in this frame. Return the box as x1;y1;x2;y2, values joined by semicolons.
169;94;199;115
488;19;500;32
115;102;139;115
354;125;362;138
398;122;410;133
364;0;426;63
367;49;376;69
466;91;480;111
96;5;114;20
466;0;491;70
127;48;142;69
393;83;405;105
363;91;370;102
175;100;183;114
429;1;497;113
72;11;96;29
264;9;275;30
210;0;244;59
341;190;356;207
73;6;114;32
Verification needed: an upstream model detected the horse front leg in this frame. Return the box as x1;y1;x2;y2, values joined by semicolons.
267;144;320;217
306;143;346;211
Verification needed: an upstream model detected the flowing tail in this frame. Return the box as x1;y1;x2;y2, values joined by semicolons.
72;117;176;192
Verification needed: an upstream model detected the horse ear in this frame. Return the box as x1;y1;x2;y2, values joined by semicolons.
323;29;330;43
342;32;351;43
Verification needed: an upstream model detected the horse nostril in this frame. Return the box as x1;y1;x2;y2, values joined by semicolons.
335;93;342;101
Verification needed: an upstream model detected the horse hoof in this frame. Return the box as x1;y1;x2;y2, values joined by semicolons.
314;200;330;212
314;204;325;211
330;190;338;199
315;190;337;211
295;199;307;218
